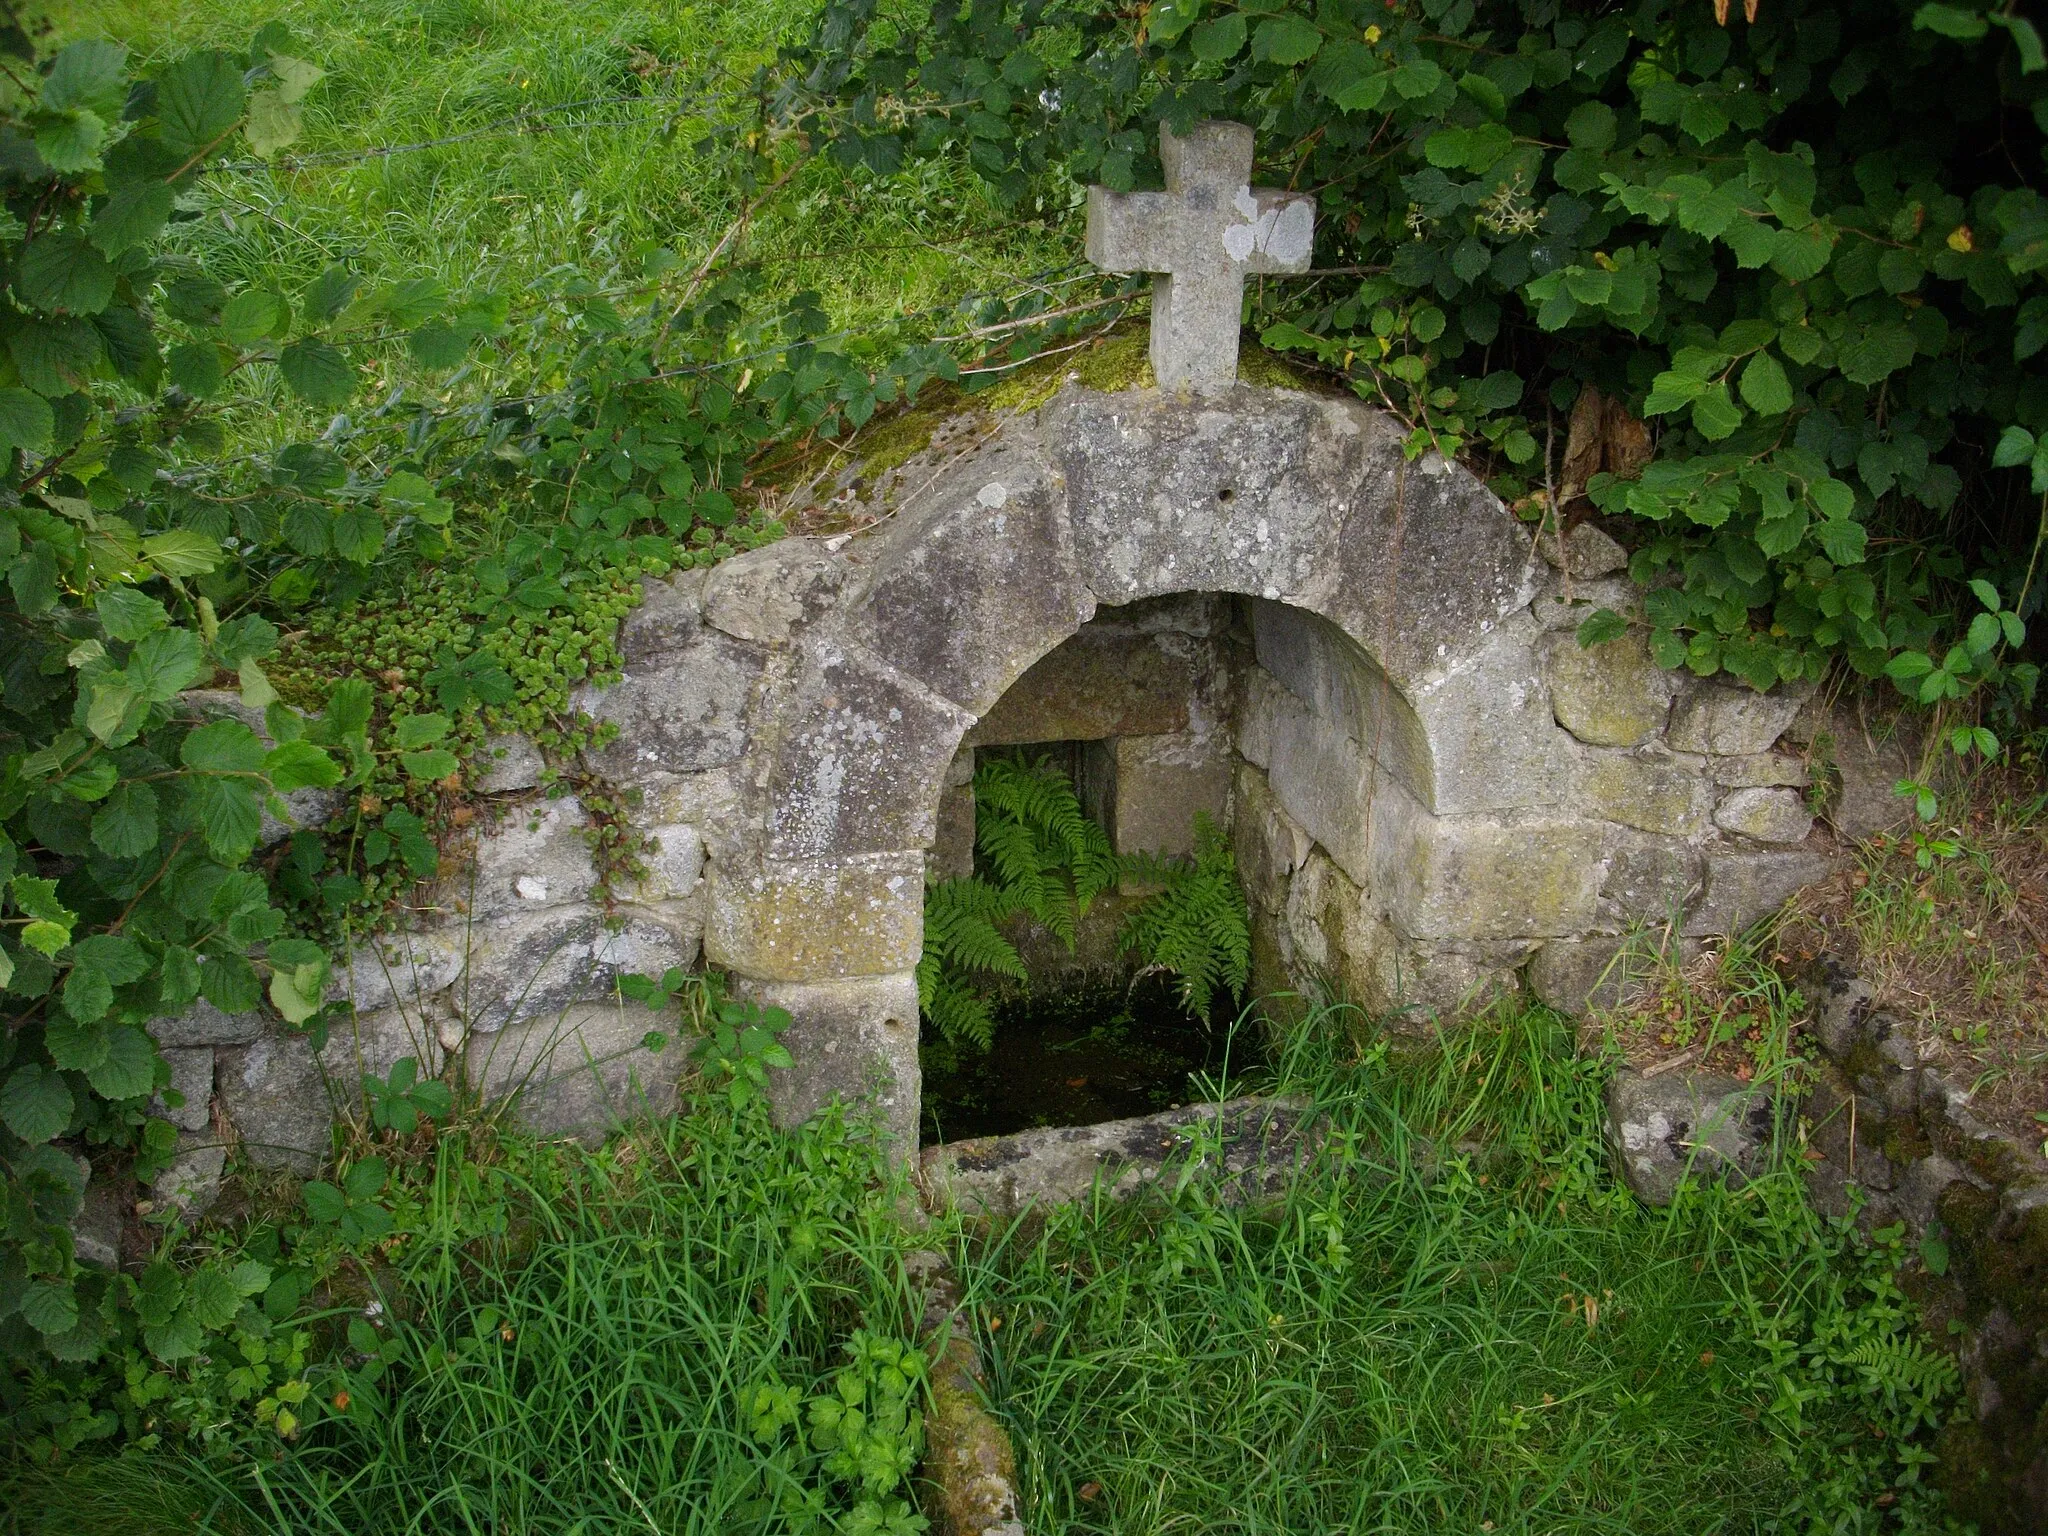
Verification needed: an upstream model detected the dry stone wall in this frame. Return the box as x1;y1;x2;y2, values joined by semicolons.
147;381;1875;1210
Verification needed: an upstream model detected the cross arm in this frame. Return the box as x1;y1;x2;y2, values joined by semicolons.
1085;186;1181;273
1237;190;1316;275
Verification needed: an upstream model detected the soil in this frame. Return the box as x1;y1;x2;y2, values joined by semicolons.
920;975;1266;1144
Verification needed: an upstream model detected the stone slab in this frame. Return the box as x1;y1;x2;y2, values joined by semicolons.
1607;1068;1778;1205
964;628;1193;746
466;1001;689;1143
740;973;922;1158
1542;629;1671;749
705;852;925;982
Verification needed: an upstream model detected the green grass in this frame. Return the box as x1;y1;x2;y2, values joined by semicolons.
2;1006;1961;1535
67;0;1071;326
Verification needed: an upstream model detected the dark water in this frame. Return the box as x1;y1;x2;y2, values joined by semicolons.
920;976;1266;1143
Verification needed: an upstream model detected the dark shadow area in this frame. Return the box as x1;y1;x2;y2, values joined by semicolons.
921;977;1266;1143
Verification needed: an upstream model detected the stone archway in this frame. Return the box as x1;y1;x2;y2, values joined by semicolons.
570;380;1831;1152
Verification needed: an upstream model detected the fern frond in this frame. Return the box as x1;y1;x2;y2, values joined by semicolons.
1119;814;1251;1018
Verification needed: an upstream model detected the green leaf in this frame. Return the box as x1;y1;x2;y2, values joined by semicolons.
44;40;129;117
1190;12;1247;62
1810;478;1856;520
1576;608;1629;647
263;740;340;793
222;290;289;345
181;719;267;774
35;109;108;174
1816;518;1869;565
21;1279;79;1338
268;956;325;1025
401;748;460;780
1738;352;1793;416
91;780;159;857
1;1063;74;1142
85;1025;158;1100
127;627;206;703
244;88;302;158
1564;102;1616;149
90;182;175;257
265;51;325;104
45;1015;109;1072
96;586;167;642
1252;16;1321;66
1837;324;1917;386
1966;611;2001;654
280;337;356;407
0;388;55;458
167;341;227;399
393;713;450;749
187;775;263;861
330;505;385;563
1994;425;2037;468
62;961;113;1023
142;529;221;576
1969;576;2002;611
155;50;247;162
185;1267;241;1330
17;231;116;316
1691;386;1744;441
1913;4;1988;39
1148;0;1203;43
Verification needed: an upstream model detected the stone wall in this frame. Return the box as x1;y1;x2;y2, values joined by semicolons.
144;380;1862;1210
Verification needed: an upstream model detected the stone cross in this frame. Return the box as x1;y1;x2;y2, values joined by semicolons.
1085;120;1316;391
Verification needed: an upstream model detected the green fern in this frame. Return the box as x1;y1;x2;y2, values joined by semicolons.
919;760;1252;1049
917;877;1028;1050
1118;813;1252;1019
1840;1335;1959;1406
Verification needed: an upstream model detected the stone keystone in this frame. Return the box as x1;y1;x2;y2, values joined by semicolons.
1085;120;1315;391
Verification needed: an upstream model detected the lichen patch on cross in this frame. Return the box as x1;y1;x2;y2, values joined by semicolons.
1085;121;1316;391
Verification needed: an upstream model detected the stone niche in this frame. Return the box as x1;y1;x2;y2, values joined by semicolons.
147;381;1850;1206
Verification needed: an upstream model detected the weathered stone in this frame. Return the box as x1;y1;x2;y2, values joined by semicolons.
453;907;695;1033
475;733;544;794
1098;731;1232;858
764;643;974;861
179;690;343;846
153;1047;214;1132
445;794;598;919
466;1001;689;1142
1377;802;1611;942
920;1096;1313;1217
1316;444;1540;688
1577;750;1714;837
72;1173;123;1270
1542;629;1671;748
965;627;1192;746
1230;761;1311;914
1600;839;1702;925
636;768;746;863
701;539;847;643
575;574;766;780
1537;518;1629;578
1818;709;1919;838
1085;120;1315;392
1666;680;1808;755
149;1000;262;1047
930;778;976;882
1684;847;1837;937
741;973;921;1157
1897;1152;1971;1231
1047;386;1370;611
333;927;466;1015
922;1330;1026;1536
1250;599;1430;803
1713;786;1814;845
1532;576;1640;633
1606;1069;1778;1204
1408;616;1577;813
848;435;1092;716
705;853;925;982
1810;963;1879;1062
624;821;706;903
149;1133;225;1219
1710;751;1808;788
1527;936;1629;1014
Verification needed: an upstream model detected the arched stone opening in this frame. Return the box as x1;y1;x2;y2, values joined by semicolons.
676;381;1668;1153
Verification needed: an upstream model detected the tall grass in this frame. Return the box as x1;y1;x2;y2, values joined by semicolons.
64;0;1073;327
5;1006;1957;1534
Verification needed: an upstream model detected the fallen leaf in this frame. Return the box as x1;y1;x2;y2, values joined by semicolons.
1078;1482;1102;1502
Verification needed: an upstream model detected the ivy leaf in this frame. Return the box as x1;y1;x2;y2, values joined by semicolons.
17;231;117;316
0;1063;75;1142
155;50;247;163
1738;352;1793;416
279;337;356;407
85;1025;158;1100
